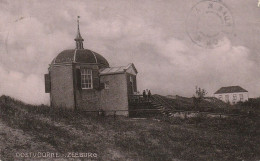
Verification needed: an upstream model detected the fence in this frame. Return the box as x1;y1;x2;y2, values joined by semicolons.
79;108;249;118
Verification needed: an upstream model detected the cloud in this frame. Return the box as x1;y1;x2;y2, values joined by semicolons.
142;36;260;97
0;65;49;104
85;15;259;98
0;0;260;105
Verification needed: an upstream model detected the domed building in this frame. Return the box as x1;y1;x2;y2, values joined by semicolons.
45;19;137;116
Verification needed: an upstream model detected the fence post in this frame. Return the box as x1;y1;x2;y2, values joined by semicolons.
113;111;116;119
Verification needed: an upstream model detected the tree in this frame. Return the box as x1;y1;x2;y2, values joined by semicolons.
193;86;207;109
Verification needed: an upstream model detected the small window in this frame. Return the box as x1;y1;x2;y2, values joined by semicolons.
105;81;109;89
233;94;237;100
81;69;92;89
225;95;229;102
129;75;134;94
239;94;243;101
218;95;222;100
130;76;133;83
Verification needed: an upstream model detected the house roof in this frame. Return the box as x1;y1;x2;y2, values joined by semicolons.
99;63;137;76
214;86;248;94
51;49;109;67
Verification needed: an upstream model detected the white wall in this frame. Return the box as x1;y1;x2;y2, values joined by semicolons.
214;92;249;104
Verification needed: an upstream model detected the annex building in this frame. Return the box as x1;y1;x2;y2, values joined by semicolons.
45;19;137;116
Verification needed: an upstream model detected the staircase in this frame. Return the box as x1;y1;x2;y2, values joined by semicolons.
150;95;176;117
128;94;175;117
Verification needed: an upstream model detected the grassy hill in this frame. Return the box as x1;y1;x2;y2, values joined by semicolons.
156;94;228;111
155;94;260;115
0;95;259;161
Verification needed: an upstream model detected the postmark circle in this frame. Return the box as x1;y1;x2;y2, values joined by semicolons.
186;0;234;49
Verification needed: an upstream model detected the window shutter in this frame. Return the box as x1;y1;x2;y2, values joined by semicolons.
44;74;51;93
92;70;100;90
100;83;105;90
76;69;81;90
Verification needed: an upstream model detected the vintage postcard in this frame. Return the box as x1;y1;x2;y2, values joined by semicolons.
0;0;259;160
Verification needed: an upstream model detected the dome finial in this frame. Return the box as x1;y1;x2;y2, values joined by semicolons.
74;16;84;49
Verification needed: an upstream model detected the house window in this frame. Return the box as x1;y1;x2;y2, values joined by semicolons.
233;94;237;101
218;95;222;100
225;95;229;102
129;75;134;93
130;76;133;83
239;94;243;101
81;69;92;89
105;81;109;89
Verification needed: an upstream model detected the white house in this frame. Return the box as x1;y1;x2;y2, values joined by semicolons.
214;86;249;104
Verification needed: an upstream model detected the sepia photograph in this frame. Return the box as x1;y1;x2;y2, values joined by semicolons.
0;0;259;160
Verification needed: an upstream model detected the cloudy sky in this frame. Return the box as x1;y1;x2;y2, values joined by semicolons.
0;0;260;104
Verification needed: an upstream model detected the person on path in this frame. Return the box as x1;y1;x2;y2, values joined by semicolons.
148;90;151;101
143;90;147;101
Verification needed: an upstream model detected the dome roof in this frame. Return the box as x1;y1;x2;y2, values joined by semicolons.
51;49;109;67
51;18;109;68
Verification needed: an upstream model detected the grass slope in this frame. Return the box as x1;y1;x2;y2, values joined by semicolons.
0;95;259;161
158;95;260;115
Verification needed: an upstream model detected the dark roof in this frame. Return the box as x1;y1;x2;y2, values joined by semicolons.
214;86;248;94
51;49;109;67
99;63;138;75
